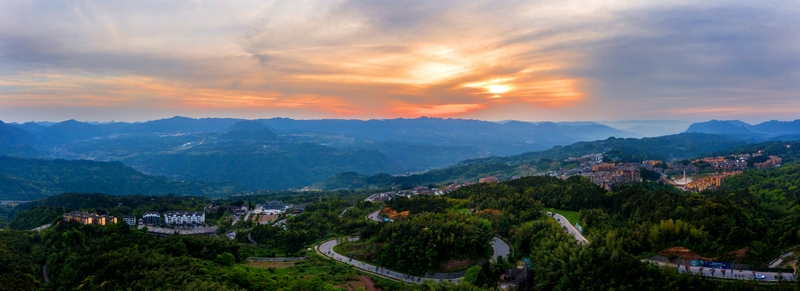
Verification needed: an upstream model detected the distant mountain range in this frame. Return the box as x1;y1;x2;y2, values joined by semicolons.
599;120;695;137
3;116;800;196
258;117;639;156
0;116;640;192
320;132;749;189
6;116;638;156
684;119;800;139
0;121;40;158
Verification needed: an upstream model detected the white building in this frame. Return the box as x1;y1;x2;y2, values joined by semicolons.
163;211;206;225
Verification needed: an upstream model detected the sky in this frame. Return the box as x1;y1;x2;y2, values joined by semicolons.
1;1;799;123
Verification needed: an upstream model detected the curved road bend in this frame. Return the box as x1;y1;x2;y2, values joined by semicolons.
318;238;460;284
491;236;511;261
319;237;510;284
367;209;382;223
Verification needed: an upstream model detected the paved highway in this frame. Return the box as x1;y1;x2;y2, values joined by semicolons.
318;238;461;284
319;208;512;283
491;236;511;260
366;209;381;222
648;260;793;282
547;212;588;245
319;236;510;283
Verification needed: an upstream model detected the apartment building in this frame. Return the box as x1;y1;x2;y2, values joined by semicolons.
163;211;206;225
63;211;118;226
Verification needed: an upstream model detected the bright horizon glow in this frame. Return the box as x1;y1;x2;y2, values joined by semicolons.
0;1;798;123
487;85;510;94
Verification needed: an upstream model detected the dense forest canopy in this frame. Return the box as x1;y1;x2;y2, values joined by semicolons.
6;159;800;289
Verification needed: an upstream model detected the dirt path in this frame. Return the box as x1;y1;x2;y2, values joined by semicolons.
359;276;377;291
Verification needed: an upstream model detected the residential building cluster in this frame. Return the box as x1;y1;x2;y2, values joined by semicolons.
755;155;782;170
581;164;641;190
63;211;118;226
204;204;248;216
663;163;699;176
684;171;743;192
251;201;306;215
364;183;471;202
120;210;207;227
441;183;465;193
565;153;604;164
365;191;399;202
479;176;499;183
697;156;748;171
530;153;644;189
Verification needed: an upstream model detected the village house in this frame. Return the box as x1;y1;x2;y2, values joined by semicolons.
63;211;118;226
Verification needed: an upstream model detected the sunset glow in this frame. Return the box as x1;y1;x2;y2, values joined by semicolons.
0;1;798;123
487;85;510;94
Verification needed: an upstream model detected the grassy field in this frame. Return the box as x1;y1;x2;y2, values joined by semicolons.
551;208;580;224
332;240;371;260
240;244;287;258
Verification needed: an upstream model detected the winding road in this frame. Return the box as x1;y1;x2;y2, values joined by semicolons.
319;208;511;283
318;238;461;284
357;208;790;283
491;236;511;260
319;236;510;284
366;209;381;222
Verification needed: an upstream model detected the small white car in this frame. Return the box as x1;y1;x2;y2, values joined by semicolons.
755;274;766;280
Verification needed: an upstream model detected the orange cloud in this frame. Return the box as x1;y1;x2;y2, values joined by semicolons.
0;2;613;122
273;94;365;116
387;102;486;117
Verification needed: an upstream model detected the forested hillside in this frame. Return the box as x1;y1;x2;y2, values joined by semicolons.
333;166;800;289
6;162;800;289
1;192;492;291
322;133;748;189
469;132;747;165
707;140;800;164
0;116;646;191
322;162;520;190
438;170;800;264
0;121;41;158
722;162;800;204
0;157;249;200
126;141;401;190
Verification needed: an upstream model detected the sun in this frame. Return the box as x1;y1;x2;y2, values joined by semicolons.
487;85;509;94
